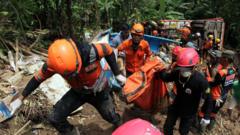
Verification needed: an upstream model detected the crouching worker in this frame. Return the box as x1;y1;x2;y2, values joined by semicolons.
156;48;212;135
9;39;126;134
199;50;236;130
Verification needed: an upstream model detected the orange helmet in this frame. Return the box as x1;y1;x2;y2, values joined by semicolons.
47;39;82;75
131;23;144;36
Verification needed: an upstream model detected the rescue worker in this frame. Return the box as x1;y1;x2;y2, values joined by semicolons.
9;39;126;134
195;50;222;132
157;48;212;135
112;23;131;76
202;35;213;59
177;23;191;46
112;23;131;48
199;50;236;130
158;21;167;38
152;30;159;36
117;23;152;77
185;32;201;51
213;38;221;50
167;46;185;104
207;50;222;77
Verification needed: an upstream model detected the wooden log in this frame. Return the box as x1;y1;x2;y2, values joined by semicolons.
15;39;19;72
7;71;24;85
31;49;47;57
14;120;31;135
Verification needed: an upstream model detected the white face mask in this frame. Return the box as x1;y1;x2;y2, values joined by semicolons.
178;70;192;87
180;70;192;78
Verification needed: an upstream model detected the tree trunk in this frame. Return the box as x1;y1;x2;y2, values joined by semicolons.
107;9;110;27
56;0;64;37
66;0;73;38
95;1;100;28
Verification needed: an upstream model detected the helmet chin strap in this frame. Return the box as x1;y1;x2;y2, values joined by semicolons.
66;38;80;74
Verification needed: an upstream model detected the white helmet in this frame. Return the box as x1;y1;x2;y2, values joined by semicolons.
184;22;191;27
196;32;201;37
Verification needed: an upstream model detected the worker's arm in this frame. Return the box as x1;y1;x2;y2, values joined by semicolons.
22;63;55;99
145;42;153;60
9;63;54;115
201;80;213;119
209;73;222;88
95;43;120;76
112;34;120;48
156;69;176;82
95;43;126;85
117;40;128;52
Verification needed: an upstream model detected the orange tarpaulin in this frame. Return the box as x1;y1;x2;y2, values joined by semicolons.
123;57;168;111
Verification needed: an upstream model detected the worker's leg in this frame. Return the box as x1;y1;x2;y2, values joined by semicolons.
163;106;179;135
89;89;121;127
179;115;194;135
48;88;86;134
194;101;208;131
199;100;208;118
208;99;226;130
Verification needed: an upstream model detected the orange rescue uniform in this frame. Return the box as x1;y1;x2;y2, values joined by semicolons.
117;39;152;73
177;27;191;41
203;40;213;49
34;43;114;89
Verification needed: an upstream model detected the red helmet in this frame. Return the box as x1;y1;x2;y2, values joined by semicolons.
152;30;158;36
172;46;183;56
176;48;199;67
112;118;163;135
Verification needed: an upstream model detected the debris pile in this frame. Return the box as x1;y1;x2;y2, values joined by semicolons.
19;91;51;123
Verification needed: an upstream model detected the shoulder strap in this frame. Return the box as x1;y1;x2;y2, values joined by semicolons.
75;40;92;67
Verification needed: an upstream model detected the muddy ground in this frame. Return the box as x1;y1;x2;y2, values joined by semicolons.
0;65;240;135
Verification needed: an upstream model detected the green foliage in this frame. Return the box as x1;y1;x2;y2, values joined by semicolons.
0;0;239;48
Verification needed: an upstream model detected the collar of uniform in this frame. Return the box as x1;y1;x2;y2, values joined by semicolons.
130;39;146;49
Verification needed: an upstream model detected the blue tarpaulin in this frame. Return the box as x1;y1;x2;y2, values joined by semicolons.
110;33;181;53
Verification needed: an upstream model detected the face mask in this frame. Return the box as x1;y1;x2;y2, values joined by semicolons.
178;68;192;85
131;33;142;45
180;70;192;78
